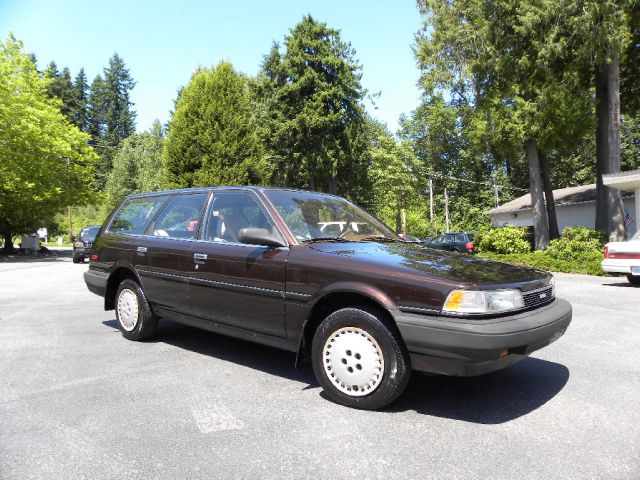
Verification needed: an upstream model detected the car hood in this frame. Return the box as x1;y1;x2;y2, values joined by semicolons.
309;241;551;290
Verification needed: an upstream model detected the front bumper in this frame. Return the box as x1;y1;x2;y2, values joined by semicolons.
393;299;572;376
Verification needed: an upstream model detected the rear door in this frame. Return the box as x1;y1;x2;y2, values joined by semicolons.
188;190;289;337
132;192;210;316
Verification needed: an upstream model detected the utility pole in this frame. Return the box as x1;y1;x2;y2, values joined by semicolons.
444;187;450;233
493;182;500;208
429;178;434;237
68;206;73;241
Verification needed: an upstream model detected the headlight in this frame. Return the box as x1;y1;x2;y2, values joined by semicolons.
443;289;524;314
74;241;84;248
549;277;555;297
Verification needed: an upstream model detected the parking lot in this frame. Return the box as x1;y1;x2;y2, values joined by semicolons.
1;250;638;479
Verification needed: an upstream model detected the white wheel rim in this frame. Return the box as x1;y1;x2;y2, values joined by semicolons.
117;289;139;332
322;327;385;397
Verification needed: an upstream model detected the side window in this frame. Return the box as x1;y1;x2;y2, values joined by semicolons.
202;192;279;243
151;193;209;239
454;234;466;242
431;235;444;244
108;196;168;234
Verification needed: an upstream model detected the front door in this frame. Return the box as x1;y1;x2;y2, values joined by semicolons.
188;190;289;337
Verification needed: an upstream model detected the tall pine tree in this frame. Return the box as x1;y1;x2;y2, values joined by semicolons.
88;54;136;188
164;62;269;188
255;15;367;196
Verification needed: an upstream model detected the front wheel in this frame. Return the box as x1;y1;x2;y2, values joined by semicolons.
627;274;640;286
311;307;411;410
115;278;158;340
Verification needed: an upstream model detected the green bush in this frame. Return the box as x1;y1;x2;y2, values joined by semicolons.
545;227;604;260
480;251;605;276
475;227;531;254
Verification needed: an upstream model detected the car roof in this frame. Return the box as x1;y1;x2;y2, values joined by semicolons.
123;186;347;201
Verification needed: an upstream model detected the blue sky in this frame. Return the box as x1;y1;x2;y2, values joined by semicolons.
1;0;423;133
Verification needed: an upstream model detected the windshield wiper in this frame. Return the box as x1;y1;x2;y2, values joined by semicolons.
359;236;399;243
302;236;351;244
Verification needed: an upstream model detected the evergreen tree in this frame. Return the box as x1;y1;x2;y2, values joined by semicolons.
43;62;75;119
70;67;89;132
164;62;269;188
85;53;136;189
255;15;367;196
105;120;165;208
87;74;107;153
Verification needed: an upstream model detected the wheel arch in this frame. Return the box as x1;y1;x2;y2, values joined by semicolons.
295;285;400;368
104;266;142;310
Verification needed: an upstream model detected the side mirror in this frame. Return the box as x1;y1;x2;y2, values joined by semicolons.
237;227;287;248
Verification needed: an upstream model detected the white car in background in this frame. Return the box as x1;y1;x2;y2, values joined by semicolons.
601;230;640;285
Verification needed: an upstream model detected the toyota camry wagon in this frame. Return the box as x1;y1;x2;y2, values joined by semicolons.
84;187;572;410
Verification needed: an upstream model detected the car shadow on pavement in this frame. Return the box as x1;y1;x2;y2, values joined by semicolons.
602;282;638;288
102;319;569;423
389;357;570;423
102;319;318;386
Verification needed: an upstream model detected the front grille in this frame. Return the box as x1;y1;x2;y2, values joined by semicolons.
522;285;554;309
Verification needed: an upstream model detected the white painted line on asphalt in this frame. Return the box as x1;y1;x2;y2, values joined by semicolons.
190;401;245;433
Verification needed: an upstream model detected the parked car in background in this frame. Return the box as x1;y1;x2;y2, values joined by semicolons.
73;225;101;263
84;187;570;410
426;232;475;253
397;233;421;243
601;230;640;285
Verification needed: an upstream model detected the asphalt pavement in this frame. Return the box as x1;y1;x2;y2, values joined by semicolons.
1;250;638;479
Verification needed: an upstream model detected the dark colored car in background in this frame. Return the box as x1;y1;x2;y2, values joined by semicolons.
84;187;571;410
73;225;101;263
426;232;475;253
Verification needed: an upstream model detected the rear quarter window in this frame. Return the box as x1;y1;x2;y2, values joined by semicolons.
108;196;169;234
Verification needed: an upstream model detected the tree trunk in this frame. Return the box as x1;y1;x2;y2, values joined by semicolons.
539;150;560;239
328;174;337;195
526;139;550;250
595;47;626;241
2;231;14;252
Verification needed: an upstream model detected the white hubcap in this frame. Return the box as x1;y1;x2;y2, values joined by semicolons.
117;289;139;332
322;327;385;396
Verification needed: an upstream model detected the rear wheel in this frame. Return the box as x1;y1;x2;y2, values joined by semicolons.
311;307;411;410
72;256;80;264
115;278;158;340
627;274;640;286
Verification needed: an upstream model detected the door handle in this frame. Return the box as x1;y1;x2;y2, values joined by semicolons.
193;253;208;261
136;246;147;254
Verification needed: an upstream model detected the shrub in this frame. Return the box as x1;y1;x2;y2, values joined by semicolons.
475;227;531;254
545;227;604;260
480;251;605;276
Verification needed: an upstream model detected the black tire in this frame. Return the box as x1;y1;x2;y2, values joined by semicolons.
114;278;158;341
627;274;640;286
311;307;411;410
72;256;80;264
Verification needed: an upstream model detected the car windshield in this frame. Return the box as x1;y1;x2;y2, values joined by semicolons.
264;190;399;242
79;226;100;241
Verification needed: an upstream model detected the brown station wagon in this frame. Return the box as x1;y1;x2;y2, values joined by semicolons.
84;187;572;409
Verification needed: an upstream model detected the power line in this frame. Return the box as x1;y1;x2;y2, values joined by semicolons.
423;171;529;192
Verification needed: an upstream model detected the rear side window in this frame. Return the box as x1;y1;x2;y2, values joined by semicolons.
108;196;168;234
151;193;209;239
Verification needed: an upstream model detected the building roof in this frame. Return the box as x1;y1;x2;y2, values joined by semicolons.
602;168;640;191
487;183;635;215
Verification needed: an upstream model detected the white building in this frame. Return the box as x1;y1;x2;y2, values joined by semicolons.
487;182;637;236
